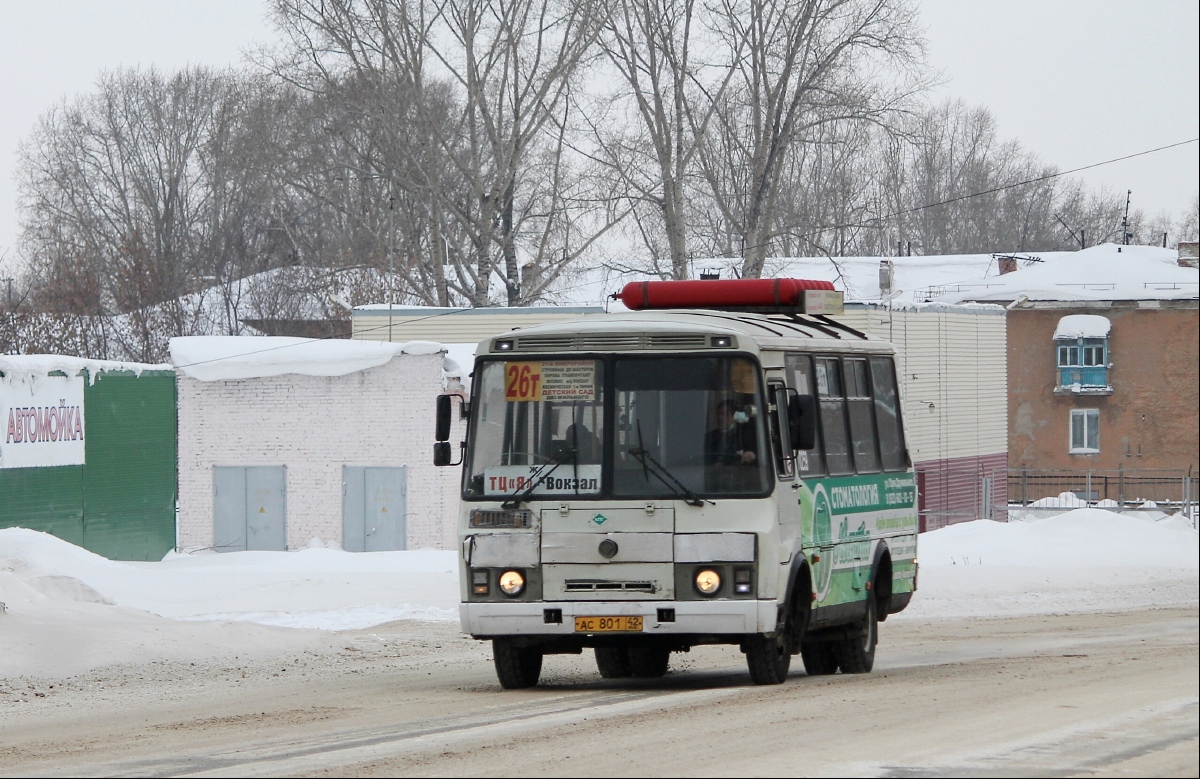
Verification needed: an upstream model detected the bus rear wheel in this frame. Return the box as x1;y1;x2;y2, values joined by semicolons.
595;647;633;678
493;640;543;689
834;594;878;674
800;640;839;675
628;647;670;678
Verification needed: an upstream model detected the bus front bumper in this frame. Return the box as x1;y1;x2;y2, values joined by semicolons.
460;600;778;637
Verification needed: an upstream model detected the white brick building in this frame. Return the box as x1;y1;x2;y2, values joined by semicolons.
172;336;465;552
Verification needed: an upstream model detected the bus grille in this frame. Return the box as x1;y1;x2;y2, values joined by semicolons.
564;579;656;593
469;508;533;528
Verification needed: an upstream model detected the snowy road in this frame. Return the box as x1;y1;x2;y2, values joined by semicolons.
1;607;1195;778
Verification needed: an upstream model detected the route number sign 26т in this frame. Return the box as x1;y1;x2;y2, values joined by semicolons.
504;361;596;403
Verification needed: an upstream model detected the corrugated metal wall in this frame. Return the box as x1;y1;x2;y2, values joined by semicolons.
0;369;176;561
351;306;604;344
0;465;85;544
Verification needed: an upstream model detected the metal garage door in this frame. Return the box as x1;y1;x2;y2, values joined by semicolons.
342;466;407;552
213;466;287;552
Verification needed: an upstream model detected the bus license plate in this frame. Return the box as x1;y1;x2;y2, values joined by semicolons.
574;616;643;633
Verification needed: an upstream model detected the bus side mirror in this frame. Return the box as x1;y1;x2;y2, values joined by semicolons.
788;394;817;451
435;394;453;442
434;441;453;467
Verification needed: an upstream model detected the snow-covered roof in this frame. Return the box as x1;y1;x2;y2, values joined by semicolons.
0;354;172;383
440;342;478;393
538;244;1198;309
1053;314;1112;340
541;254;1014;308
936;244;1198;303
169;336;446;382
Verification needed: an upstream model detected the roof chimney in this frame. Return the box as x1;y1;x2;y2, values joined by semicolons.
997;256;1018;275
1179;241;1199;268
879;259;894;295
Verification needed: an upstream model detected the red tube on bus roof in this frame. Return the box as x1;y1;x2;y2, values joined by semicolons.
617;278;836;311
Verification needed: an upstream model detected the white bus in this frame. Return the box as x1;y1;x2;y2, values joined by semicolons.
433;279;918;687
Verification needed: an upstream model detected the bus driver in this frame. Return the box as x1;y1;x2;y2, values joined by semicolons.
705;399;757;466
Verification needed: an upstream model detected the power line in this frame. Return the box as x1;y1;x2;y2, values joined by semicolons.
782;137;1200;246
173;138;1200;370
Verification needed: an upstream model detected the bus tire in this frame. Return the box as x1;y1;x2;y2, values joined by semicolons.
800;640;839;675
628;647;670;678
493;640;543;689
834;593;878;674
595;647;634;678
746;629;791;685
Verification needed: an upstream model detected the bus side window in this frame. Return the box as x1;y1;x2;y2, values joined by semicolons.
845;358;880;473
785;354;824;475
869;356;909;471
816;357;853;476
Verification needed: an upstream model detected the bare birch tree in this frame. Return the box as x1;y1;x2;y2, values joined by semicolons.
267;0;610;306
696;0;924;276
591;0;745;279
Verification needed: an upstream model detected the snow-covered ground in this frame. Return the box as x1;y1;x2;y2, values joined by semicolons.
901;509;1197;619
1;508;1196;679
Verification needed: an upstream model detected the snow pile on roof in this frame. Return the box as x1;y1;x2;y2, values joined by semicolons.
441;342;478;393
540;251;1060;308
538;244;1198;308
0;354;171;384
937;243;1198;303
169;336;445;381
1053;314;1112;339
899;509;1198;620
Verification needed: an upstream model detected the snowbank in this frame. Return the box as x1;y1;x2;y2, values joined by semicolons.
169;335;445;381
900;508;1198;620
3;508;1196;678
0;528;457;628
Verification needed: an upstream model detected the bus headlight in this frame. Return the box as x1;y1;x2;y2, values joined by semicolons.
498;570;526;597
694;569;721;596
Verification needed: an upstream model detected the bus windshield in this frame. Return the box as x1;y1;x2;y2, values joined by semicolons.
466;359;606;499
464;355;769;499
613;356;768;498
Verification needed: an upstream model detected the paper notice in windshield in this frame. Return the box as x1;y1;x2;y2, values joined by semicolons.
484;465;602;495
505;360;595;402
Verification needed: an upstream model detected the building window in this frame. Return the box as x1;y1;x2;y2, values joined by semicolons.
1054;315;1111;391
1069;409;1100;453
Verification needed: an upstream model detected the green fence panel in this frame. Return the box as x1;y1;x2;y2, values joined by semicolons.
81;370;177;561
0;465;85;544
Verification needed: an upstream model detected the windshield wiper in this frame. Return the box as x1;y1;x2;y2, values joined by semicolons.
500;454;566;509
626;446;712;507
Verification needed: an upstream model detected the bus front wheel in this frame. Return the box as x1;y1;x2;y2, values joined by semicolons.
746;629;791;685
493;640;543;689
834;594;878;674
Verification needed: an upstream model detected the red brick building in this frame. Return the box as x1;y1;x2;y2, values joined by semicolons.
945;243;1199;506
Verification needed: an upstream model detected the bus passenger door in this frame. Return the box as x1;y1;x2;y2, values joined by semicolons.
769;382;802;596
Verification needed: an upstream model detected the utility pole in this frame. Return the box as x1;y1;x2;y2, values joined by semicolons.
387;195;395;343
1121;190;1132;245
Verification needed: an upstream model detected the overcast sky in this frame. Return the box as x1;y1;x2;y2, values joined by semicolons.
1;0;1196;276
